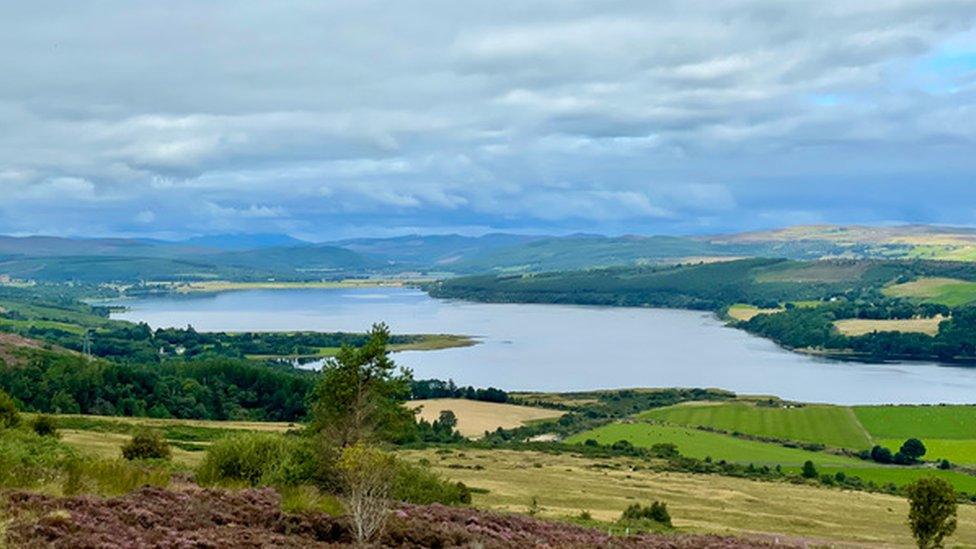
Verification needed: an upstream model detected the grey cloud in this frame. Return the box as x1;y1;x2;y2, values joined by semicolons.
1;1;975;237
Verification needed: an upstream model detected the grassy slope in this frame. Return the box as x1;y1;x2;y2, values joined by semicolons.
639;402;872;449
883;277;976;306
566;423;976;492
399;448;976;547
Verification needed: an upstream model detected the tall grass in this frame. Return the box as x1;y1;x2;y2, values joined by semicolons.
0;427;169;495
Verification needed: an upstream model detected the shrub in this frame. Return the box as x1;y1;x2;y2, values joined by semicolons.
621;501;672;527
650;442;679;458
0;428;74;489
900;438;927;462
0;389;20;428
906;477;957;549
339;443;398;544
121;430;171;461
196;432;301;486
31;415;58;438
871;445;893;464
393;460;470;505
801;460;818;479
939;459;951;470
611;440;634;451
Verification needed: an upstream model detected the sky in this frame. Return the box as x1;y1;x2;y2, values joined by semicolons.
1;1;976;240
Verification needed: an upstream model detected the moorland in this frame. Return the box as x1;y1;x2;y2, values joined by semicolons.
3;224;976;546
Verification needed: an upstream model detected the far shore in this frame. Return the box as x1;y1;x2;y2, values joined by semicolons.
145;278;439;294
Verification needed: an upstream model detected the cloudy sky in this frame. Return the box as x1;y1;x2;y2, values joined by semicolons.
2;1;976;240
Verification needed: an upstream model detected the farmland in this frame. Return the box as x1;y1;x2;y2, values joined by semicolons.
566;422;976;492
853;405;976;440
833;316;944;336
725;304;782;322
883;277;976;306
636;401;976;466
639;401;872;449
400;448;976;547
407;399;563;438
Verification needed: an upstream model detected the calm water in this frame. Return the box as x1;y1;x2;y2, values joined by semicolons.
111;287;976;405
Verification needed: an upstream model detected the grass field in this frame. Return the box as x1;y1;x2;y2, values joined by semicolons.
40;414;296;468
883;277;976;306
854;405;976;440
407;399;563;438
639;402;872;449
566;422;976;492
399;448;976;547
726;304;783;322
907;244;976;262
877;439;976;465
566;423;866;467
833;316;944;336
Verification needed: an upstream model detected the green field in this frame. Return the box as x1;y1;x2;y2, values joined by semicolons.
854;405;976;440
877;439;976;464
567;422;976;492
883;277;976;306
567;423;865;467
640;402;871;449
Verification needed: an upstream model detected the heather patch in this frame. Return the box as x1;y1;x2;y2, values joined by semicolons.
4;486;796;548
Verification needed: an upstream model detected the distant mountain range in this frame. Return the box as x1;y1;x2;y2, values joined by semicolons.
2;224;975;283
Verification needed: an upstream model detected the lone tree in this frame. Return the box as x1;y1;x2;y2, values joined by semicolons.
801;460;818;479
901;438;927;462
906;477;957;549
309;323;415;447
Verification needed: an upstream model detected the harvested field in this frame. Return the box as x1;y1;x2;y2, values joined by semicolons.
4;486;792;548
400;448;976;547
407;399;563;438
726;304;783;322
833;316;943;336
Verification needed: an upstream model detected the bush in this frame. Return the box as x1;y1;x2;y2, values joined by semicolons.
121;430;171;461
801;460;818;479
31;415;58;438
621;501;672;527
870;445;893;464
196;432;305;486
900;438;927;462
393;460;471;505
0;428;75;489
650;442;679;458
0;388;20;428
